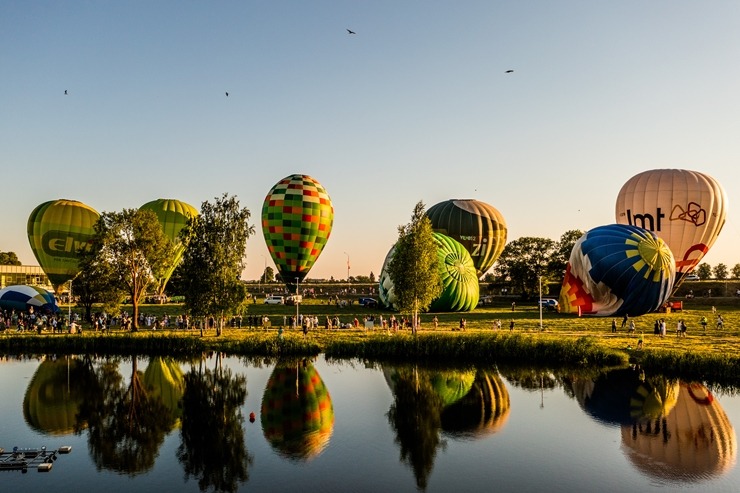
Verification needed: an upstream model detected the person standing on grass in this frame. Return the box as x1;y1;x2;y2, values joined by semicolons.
701;316;708;331
509;319;515;331
717;314;725;329
611;319;617;333
629;320;635;333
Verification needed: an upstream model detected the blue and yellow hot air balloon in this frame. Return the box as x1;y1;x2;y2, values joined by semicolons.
0;285;58;313
27;199;100;292
559;224;675;317
139;199;198;295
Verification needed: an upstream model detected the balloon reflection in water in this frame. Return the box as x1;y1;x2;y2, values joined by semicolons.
23;358;88;436
143;357;185;429
261;360;334;460
621;382;737;483
441;370;511;439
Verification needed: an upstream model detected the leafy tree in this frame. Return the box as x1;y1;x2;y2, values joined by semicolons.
180;194;254;336
75;251;127;322
494;237;557;298
0;251;21;265
354;275;371;283
713;263;728;280
88;209;175;330
549;230;584;278
387;201;443;335
369;271;376;283
732;264;740;279
696;262;712;280
260;266;275;284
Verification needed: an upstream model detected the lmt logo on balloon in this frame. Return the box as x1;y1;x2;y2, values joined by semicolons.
41;230;94;259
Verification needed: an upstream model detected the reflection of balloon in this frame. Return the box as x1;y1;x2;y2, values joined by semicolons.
27;199;100;290
572;368;643;426
0;285;58;313
143;357;184;429
621;382;737;482
430;370;476;406
430;233;480;312
378;244;397;310
629;377;679;420
441;371;511;439
23;358;86;435
427;199;507;278
559;224;675;317
615;169;727;286
262;175;333;291
139;199;198;294
261;361;334;461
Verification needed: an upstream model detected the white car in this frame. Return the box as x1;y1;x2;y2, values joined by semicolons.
684;274;700;281
264;295;285;305
538;299;559;310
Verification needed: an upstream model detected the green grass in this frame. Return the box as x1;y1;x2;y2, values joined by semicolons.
3;295;740;383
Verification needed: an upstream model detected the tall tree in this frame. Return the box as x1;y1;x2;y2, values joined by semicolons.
88;209;175;330
696;262;712;280
387;201;442;335
494;237;556;298
549;229;584;278
713;263;728;280
180;193;254;336
75;251;127;322
260;266;275;284
732;264;740;280
0;251;21;265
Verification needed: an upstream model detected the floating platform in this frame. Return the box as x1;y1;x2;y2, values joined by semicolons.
0;446;71;473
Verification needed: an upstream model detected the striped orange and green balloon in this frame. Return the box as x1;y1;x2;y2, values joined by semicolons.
139;199;198;294
261;361;334;460
27;199;100;291
262;174;333;291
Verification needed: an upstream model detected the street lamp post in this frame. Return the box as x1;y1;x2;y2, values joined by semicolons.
344;252;350;291
259;255;266;293
295;276;300;327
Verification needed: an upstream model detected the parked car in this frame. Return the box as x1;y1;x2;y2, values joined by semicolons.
684;274;700;281
264;295;285;305
538;298;559;311
358;297;378;308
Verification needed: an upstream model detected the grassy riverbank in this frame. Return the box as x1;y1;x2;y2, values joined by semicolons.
3;295;740;383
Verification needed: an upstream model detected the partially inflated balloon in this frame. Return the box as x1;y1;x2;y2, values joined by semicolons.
378;244;397;310
615;169;727;285
427;199;507;278
430;233;480;312
0;285;58;313
559;224;675;317
139;199;198;294
262;175;333;292
27;199;99;290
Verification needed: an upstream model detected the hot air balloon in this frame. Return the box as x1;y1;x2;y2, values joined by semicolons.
559;224;675;317
139;199;198;296
262;175;333;292
430;232;480;312
261;360;334;461
0;285;58;313
426;199;507;278
378;244;397;310
621;382;737;482
23;358;89;435
379;234;479;312
27;199;100;291
615;169;727;286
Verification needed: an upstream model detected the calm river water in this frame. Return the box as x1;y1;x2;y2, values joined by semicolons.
1;354;740;493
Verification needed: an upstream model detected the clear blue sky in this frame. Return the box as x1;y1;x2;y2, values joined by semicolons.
3;1;740;281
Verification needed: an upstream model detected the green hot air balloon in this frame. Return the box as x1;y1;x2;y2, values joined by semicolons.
27;199;100;291
426;199;507;278
262;174;333;292
139;199;198;295
430;233;480;312
143;356;185;429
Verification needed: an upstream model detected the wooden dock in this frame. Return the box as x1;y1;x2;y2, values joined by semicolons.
0;446;71;473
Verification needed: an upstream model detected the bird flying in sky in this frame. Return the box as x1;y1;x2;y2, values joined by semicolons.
64;90;68;95
347;29;356;34
505;70;514;73
225;91;229;97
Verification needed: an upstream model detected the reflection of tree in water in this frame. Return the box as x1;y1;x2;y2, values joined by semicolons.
177;354;252;493
387;366;446;491
500;367;558;391
78;356;173;475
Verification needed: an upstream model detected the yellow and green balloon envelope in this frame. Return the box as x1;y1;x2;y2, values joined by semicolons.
143;356;185;429
27;199;100;291
262;174;333;291
430;232;480;312
559;224;675;317
261;361;334;460
615;169;727;287
139;199;198;294
23;358;87;436
427;199;508;278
